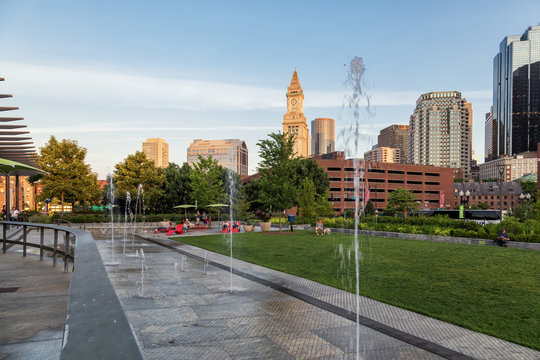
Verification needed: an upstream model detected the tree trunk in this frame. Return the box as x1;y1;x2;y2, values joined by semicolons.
279;212;282;232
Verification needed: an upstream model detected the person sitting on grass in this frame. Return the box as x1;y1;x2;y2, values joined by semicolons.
495;228;510;247
315;220;324;235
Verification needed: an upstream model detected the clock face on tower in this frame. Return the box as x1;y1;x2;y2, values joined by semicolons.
291;99;297;105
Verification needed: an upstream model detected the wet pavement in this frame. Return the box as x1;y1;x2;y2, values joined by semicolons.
97;234;445;360
0;252;70;360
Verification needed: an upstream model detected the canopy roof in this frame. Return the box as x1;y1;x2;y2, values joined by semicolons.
0;77;40;170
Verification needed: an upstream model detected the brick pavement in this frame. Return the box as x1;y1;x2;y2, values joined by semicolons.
97;236;446;359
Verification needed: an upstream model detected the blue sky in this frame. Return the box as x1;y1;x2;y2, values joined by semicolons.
1;0;539;178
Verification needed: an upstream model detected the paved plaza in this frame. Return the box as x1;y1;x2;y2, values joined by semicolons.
0;253;70;360
96;232;539;360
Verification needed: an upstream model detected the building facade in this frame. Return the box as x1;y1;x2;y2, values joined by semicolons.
187;139;248;175
142;138;169;168
492;25;540;158
377;124;409;164
409;91;473;178
364;146;401;163
479;152;537;181
454;182;523;212
311;118;335;156
283;70;309;158
0;176;36;212
314;152;455;214
484;107;495;162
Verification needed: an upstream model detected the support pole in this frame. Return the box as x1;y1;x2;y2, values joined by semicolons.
5;175;10;222
2;223;6;253
64;232;69;272
40;227;44;260
22;225;27;257
53;229;58;266
15;175;20;212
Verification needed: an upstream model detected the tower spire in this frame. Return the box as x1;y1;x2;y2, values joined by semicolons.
288;69;302;92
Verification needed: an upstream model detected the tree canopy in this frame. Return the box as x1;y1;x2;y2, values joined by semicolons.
151;162;192;213
384;188;419;217
189;155;226;208
38;136;101;211
257;132;298;230
113;151;165;210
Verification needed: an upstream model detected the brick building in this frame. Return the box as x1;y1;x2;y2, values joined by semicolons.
314;152;455;214
454;182;524;212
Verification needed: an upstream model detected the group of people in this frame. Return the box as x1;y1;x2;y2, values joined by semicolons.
1;205;19;220
194;211;209;226
154;211;212;234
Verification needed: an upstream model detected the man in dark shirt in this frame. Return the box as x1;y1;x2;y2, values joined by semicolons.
495;228;510;247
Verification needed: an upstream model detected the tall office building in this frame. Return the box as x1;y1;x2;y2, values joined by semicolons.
484;106;495;162
283;70;309;158
409;91;473;178
493;25;540;158
364;146;401;163
377;124;409;164
142;138;169;168
311;118;335;156
187;139;248;175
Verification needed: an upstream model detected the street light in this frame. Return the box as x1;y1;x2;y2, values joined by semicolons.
497;164;505;220
458;190;470;208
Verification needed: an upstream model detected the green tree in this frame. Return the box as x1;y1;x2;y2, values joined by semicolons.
113;151;165;213
385;188;419;218
289;158;330;196
315;189;335;218
363;199;375;216
297;178;317;223
257;131;296;169
257;132;298;230
152;162;192;213
38;136;101;213
189;155;226;209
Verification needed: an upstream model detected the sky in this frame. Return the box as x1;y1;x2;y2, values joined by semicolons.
1;0;540;178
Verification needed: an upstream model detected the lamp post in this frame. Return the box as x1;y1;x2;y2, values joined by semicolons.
458;190;470;209
497;164;505;220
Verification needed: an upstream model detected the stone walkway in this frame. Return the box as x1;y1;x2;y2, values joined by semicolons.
0;252;70;360
97;233;540;360
98;236;443;359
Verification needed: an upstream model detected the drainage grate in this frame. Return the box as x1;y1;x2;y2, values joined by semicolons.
0;287;19;293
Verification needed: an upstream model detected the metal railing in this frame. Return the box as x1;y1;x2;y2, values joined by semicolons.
0;221;143;359
1;221;75;272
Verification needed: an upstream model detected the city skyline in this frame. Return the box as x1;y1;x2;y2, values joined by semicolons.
1;1;540;177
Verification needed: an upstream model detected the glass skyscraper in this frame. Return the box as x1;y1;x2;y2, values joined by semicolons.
492;25;540;158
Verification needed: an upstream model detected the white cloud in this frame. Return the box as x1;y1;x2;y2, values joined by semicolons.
2;61;491;112
30;124;276;134
1;61;284;111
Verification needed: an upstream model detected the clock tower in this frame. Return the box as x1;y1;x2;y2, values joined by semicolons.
282;69;309;157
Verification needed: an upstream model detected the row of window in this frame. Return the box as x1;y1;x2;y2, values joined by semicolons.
328;177;440;186
326;168;440;177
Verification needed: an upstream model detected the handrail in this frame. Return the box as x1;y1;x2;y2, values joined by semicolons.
1;221;74;271
0;221;143;360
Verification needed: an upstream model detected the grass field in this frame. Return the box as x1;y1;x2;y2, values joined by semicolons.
173;231;539;350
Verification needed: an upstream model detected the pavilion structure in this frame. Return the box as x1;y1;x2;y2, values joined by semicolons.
0;77;41;220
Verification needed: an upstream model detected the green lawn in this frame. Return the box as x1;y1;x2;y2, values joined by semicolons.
173;231;539;350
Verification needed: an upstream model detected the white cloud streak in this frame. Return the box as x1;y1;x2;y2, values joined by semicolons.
1;61;491;112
